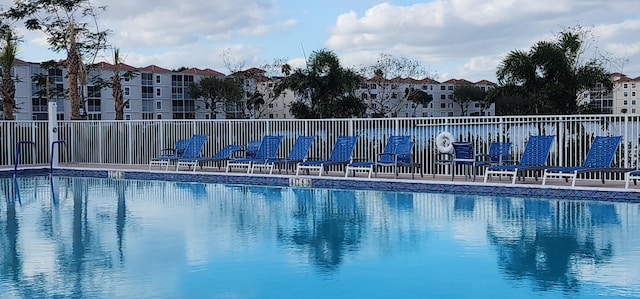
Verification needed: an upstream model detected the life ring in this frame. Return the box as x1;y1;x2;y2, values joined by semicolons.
436;132;454;153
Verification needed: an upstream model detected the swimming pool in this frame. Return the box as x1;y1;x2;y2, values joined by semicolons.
1;175;639;298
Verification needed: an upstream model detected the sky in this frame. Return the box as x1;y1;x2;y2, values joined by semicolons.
2;0;640;82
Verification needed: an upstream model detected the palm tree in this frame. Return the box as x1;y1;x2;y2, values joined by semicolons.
112;48;126;120
493;29;611;115
1;28;18;120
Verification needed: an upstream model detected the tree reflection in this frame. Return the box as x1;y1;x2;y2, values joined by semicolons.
487;199;615;292
283;189;365;273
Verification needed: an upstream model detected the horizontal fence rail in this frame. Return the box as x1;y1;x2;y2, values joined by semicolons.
1;115;639;180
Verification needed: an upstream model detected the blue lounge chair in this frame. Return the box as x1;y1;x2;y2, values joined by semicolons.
346;135;418;178
226;135;284;173
484;135;555;184
179;144;243;171
296;135;358;176
253;135;315;174
487;142;512;166
149;136;198;170
245;140;262;159
167;134;209;171
543;136;621;186
451;142;490;181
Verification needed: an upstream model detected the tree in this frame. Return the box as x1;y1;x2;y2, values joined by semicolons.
491;27;611;115
188;76;244;119
405;88;433;117
6;0;110;120
453;85;487;116
359;53;431;117
111;49;126;120
0;26;18;120
274;49;366;119
91;49;136;120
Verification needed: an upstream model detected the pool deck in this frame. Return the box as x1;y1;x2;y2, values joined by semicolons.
2;162;639;201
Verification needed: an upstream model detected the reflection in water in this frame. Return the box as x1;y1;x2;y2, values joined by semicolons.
0;176;638;298
283;189;364;272
487;199;617;292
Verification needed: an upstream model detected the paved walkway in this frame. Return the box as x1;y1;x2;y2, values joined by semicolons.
3;162;631;194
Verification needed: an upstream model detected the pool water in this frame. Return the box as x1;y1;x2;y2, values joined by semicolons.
1;176;640;299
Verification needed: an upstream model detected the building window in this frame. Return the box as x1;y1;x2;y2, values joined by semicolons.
440;103;446;108
142;86;153;98
440;86;445;90
633;92;636;97
624;83;628;88
156;101;162;110
156;75;161;84
156;114;162;119
624;100;628;105
125;114;131;120
369;84;377;89
141;73;153;85
124;87;130;96
156;88;161;97
447;86;454;90
624;92;628;97
632;100;637;105
440;95;446;100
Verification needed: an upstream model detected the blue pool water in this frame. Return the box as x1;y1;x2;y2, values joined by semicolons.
1;176;640;299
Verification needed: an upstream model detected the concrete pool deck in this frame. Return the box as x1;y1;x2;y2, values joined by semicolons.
2;162;639;201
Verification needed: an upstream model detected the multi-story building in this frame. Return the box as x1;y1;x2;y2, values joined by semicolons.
355;77;496;118
1;59;518;120
579;72;640;114
611;73;640;114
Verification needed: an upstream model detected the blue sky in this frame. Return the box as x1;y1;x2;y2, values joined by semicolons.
4;0;640;82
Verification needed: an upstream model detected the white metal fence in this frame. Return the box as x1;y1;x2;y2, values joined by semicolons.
2;115;639;179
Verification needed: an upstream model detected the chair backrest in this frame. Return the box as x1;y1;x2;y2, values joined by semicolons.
254;135;284;159
181;134;208;158
519;135;555;166
169;139;189;157
212;144;243;159
396;141;414;164
245;140;262;158
286;136;315;160
327;135;359;163
452;142;475;161
378;136;411;164
582;136;622;168
488;142;512;165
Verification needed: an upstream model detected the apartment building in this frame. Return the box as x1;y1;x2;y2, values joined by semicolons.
578;72;640;114
611;73;640;114
2;59;504;120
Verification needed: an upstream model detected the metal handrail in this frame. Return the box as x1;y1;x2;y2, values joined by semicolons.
50;140;66;173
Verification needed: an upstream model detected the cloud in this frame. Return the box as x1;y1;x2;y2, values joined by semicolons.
96;0;280;49
326;0;640;81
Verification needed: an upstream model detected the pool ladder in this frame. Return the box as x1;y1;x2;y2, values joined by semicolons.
13;140;66;175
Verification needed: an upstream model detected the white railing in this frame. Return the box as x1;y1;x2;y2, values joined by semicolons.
2;115;639;179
